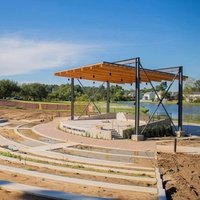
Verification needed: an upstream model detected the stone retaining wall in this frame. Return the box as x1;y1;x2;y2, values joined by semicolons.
59;122;112;140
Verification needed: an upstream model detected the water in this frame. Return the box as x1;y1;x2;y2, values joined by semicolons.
117;101;200;122
117;101;200;136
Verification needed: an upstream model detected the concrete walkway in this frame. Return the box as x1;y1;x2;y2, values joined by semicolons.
0;180;111;200
0;164;157;194
34;118;156;151
27;142;77;152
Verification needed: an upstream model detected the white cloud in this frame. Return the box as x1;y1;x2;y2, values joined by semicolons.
0;36;97;76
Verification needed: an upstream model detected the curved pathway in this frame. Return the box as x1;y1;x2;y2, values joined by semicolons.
34;118;156;152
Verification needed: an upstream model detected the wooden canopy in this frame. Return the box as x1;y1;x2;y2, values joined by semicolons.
54;61;187;84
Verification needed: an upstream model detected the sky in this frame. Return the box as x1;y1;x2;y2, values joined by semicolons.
0;0;200;86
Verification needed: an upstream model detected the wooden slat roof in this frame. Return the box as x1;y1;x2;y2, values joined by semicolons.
54;61;187;84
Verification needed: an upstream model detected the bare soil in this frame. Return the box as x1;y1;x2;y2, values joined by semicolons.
0;159;156;187
158;138;200;147
18;129;41;140
0;170;156;200
157;152;200;200
0;128;24;142
0;107;67;122
54;148;155;167
18;129;60;144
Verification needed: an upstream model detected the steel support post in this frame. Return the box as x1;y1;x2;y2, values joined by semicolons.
71;78;75;120
178;66;183;131
135;57;140;136
106;81;110;113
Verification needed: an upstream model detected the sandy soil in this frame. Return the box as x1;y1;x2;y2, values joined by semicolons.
0;159;156;187
0;170;156;200
0;128;24;142
158;138;200;147
0;107;68;122
54;148;155;168
157;152;200;200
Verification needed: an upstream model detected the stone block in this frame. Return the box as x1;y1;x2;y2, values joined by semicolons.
175;131;185;137
131;134;144;141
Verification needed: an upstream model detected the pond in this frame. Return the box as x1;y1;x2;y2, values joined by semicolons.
116;101;200;123
116;101;200;136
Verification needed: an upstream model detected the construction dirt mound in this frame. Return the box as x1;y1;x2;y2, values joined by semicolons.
157;152;200;200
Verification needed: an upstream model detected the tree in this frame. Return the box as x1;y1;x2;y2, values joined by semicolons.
20;83;48;101
110;85;126;101
194;80;200;92
155;82;167;92
183;78;200;95
184;77;195;96
0;79;20;99
48;84;71;101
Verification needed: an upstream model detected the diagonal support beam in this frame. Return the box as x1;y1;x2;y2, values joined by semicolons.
77;79;104;119
140;64;179;135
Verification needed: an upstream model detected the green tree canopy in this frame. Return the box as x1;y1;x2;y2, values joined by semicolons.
0;79;20;99
20;83;48;101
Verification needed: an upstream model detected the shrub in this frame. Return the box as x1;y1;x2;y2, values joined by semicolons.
123;128;135;139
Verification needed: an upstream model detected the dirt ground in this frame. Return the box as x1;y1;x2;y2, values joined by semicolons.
0;159;156;187
0;107;68;122
1;107;200;199
158;138;200;147
0;129;24;142
0;170;156;200
157;152;200;200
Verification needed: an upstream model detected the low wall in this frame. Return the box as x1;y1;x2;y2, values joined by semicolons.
0;100;39;109
59;122;112;140
79;113;116;120
116;112;149;122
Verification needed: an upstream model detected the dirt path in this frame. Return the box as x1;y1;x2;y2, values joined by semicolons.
157;152;200;200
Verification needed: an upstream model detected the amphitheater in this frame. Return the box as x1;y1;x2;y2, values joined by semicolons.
0;115;164;200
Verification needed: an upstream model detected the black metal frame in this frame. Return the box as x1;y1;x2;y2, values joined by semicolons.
140;66;179;134
77;79;104;119
106;81;110;113
71;78;74;120
69;57;184;137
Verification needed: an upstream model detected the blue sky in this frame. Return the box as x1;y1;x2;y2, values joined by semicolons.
0;0;200;86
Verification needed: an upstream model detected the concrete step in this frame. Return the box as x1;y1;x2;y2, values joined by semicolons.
111;130;123;139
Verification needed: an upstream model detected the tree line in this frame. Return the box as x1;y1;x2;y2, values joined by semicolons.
0;79;133;102
0;78;199;102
